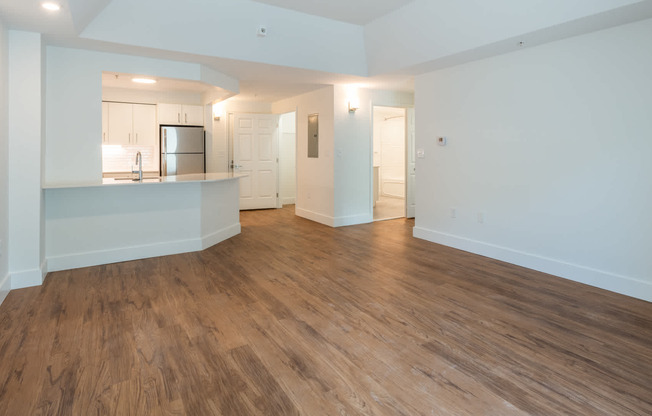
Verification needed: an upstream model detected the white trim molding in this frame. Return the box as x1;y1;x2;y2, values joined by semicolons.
413;226;652;302
10;262;46;290
0;273;11;306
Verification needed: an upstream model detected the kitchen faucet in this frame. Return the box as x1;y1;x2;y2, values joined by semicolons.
132;151;143;181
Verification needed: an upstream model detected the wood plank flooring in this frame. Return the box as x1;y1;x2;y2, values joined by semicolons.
0;205;651;415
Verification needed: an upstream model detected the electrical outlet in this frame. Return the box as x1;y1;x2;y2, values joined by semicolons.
477;212;485;224
450;208;457;219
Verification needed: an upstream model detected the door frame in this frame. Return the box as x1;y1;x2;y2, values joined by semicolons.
370;104;414;220
276;110;298;209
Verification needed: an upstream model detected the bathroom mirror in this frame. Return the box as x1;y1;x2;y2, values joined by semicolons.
308;113;319;158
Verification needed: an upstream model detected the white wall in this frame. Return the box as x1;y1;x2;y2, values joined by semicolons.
273;87;335;225
332;86;373;226
45;46;224;185
414;18;652;302
0;20;9;303
7;31;44;289
278;111;296;205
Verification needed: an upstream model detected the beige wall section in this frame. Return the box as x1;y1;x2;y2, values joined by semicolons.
414;18;652;301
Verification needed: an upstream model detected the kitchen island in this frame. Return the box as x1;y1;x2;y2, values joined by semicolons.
44;173;244;272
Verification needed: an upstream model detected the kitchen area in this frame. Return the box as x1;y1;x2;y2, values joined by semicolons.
42;62;244;274
101;72;210;180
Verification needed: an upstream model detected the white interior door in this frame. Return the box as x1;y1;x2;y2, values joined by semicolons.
406;107;416;218
234;113;279;210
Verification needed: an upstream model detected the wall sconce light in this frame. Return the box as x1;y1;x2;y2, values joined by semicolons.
213;102;225;121
348;97;360;113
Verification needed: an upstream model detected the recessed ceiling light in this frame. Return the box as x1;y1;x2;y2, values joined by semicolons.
132;78;157;84
41;2;61;11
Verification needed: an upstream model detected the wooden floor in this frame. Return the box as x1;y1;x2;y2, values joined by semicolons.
1;206;651;415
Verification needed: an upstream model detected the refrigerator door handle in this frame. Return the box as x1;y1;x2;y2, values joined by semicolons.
161;129;167;175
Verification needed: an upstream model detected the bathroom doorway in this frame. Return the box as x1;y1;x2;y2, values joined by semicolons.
373;106;407;221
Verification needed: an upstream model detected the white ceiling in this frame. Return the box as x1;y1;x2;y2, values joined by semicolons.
0;0;110;34
2;0;651;103
0;0;75;34
249;0;414;25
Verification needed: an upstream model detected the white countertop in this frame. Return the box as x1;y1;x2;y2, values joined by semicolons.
43;173;247;189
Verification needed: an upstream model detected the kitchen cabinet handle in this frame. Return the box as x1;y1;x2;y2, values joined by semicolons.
185;113;188;123
129;133;131;144
178;113;180;123
103;132;106;143
136;133;138;144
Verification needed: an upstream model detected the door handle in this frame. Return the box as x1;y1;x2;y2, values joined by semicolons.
161;130;167;175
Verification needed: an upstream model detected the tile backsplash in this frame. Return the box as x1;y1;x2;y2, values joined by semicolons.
102;145;158;173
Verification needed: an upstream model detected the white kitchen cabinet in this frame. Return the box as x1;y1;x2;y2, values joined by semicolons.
102;102;109;144
132;104;157;146
104;102;157;146
183;105;204;126
107;102;133;145
157;103;204;126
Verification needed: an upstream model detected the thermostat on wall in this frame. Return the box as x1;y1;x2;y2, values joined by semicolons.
437;136;447;146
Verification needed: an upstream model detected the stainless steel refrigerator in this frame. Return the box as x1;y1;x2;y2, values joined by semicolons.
160;125;205;176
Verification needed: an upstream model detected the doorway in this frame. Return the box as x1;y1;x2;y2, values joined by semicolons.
373;106;407;221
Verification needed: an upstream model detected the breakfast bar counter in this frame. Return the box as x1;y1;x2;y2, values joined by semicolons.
43;173;245;272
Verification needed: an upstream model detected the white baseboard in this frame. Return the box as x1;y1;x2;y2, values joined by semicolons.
281;197;296;205
201;223;241;250
413;226;652;303
333;213;373;228
47;222;242;273
296;207;335;227
10;264;46;290
295;207;372;228
0;272;10;306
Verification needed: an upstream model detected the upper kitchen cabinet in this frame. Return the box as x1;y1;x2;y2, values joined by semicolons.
107;102;133;145
132;105;157;147
104;102;157;146
158;103;204;126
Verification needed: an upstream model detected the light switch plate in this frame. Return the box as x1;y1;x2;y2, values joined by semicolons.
416;149;425;158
